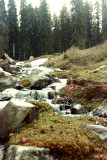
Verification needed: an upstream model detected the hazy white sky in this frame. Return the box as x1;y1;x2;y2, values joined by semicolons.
5;0;101;16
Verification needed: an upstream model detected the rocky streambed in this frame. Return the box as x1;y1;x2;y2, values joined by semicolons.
0;54;107;159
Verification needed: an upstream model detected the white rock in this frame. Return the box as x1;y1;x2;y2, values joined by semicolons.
5;145;55;160
86;124;107;141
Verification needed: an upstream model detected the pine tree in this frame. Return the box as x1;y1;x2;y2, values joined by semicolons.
26;5;40;57
39;0;53;55
0;0;9;54
91;1;101;46
84;1;93;48
19;0;28;60
70;0;87;48
60;5;71;52
102;0;107;40
52;14;61;53
95;1;101;44
7;0;19;59
31;7;40;57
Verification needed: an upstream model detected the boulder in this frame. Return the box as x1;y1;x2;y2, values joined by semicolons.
0;69;23;92
86;124;107;141
93;106;107;118
5;145;56;160
3;54;16;65
0;99;39;140
22;69;59;90
0;93;11;101
15;90;38;101
10;65;20;74
71;104;84;114
29;56;34;60
2;88;20;97
0;59;12;73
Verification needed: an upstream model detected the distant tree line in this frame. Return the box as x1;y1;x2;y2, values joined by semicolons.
0;0;107;60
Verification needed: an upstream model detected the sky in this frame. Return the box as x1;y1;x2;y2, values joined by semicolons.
5;0;101;16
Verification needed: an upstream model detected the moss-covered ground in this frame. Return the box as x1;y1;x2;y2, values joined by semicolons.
6;102;107;160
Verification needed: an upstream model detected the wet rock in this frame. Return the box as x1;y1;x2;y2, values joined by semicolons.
48;91;57;99
60;104;73;111
15;90;38;101
2;88;20;97
71;104;84;114
0;59;12;73
0;69;22;92
23;69;59;90
52;98;66;104
67;77;73;84
0;54;16;65
10;65;20;74
5;145;56;160
0;93;11;101
93;106;107;118
29;56;34;59
92;65;107;73
86;124;107;141
0;99;39;140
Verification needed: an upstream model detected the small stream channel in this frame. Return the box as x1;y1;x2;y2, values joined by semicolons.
0;58;104;159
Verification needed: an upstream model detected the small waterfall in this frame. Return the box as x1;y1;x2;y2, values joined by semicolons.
0;145;4;160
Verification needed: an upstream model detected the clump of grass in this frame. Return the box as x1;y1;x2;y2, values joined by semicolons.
54;71;73;79
20;79;31;87
6;102;107;160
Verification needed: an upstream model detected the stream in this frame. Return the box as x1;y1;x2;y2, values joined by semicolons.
0;58;105;159
0;58;68;159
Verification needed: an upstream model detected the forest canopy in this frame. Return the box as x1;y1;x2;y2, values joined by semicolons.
0;0;107;60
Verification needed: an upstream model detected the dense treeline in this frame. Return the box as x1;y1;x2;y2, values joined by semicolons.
0;0;107;60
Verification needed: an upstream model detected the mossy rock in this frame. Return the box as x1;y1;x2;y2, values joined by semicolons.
20;79;31;87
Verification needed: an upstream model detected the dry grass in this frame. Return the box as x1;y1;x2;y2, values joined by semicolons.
6;102;107;160
44;41;107;70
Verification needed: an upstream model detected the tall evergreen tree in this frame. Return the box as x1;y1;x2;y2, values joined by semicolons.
70;0;87;48
19;0;28;60
102;0;107;40
31;7;40;57
7;0;19;59
94;1;101;45
84;1;93;48
52;14;61;53
26;5;40;57
39;0;53;55
60;5;71;52
0;0;8;54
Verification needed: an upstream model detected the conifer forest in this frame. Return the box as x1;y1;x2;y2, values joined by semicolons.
0;0;107;60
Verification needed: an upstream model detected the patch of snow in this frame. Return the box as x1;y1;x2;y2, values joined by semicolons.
30;58;48;67
33;66;53;72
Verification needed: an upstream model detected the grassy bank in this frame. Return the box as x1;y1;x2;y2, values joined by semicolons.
6;102;107;160
44;41;107;70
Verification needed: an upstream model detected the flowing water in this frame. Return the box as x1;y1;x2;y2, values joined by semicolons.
0;145;4;160
0;58;92;159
